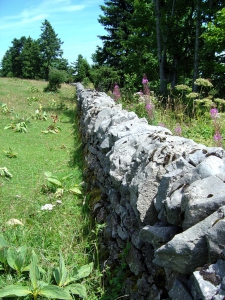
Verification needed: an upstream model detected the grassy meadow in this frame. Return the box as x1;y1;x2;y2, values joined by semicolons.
0;78;103;298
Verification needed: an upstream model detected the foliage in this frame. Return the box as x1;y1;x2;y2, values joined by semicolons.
3;147;17;158
90;66;121;92
43;171;82;195
4;120;28;133
44;69;67;92
53;252;93;297
71;55;91;83
39;19;64;80
0;20;67;81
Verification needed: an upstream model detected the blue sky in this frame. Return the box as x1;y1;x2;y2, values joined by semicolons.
0;0;106;65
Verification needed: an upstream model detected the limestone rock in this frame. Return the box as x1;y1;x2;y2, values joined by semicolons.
153;206;225;274
139;224;179;248
181;176;225;230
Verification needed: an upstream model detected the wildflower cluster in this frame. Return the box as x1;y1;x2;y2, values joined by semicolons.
113;83;121;101
210;108;223;147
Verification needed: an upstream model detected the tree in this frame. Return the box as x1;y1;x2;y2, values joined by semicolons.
21;37;41;79
1;50;13;77
39;20;64;79
97;0;134;68
71;55;91;82
11;37;27;77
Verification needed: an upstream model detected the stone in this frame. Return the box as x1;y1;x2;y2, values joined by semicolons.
153;206;225;274
139;224;179;248
192;270;219;300
206;219;225;263
168;279;193;300
195;155;225;179
165;188;184;226
126;244;145;276
181;176;225;230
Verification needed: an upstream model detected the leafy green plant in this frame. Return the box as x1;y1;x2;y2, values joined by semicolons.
6;245;30;275
27;96;39;105
43;171;82;195
3;147;17;158
4;117;28;133
28;86;39;93
53;252;93;298
0;251;72;300
1;103;13;114
42;114;61;134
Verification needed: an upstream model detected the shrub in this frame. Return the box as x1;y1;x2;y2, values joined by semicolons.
44;69;67;92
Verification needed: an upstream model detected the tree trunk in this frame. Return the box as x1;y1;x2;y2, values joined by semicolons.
193;0;201;91
154;0;167;94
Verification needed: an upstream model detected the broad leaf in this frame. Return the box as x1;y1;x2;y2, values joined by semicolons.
47;177;62;187
7;247;17;271
0;285;31;297
0;248;8;265
15;245;28;273
53;253;68;286
72;263;93;281
44;171;53;178
65;283;87;298
39;285;71;299
0;235;8;248
69;187;82;195
30;250;40;290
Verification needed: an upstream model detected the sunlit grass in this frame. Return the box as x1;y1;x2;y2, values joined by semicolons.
0;77;92;269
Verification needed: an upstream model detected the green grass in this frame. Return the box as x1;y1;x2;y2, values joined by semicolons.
0;78;103;298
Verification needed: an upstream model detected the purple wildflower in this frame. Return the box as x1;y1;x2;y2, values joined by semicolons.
158;123;165;127
142;74;150;95
113;83;121;101
146;103;153;111
210;108;218;119
174;125;182;136
145;103;154;119
214;131;222;142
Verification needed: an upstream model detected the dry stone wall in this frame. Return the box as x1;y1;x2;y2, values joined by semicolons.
76;82;225;300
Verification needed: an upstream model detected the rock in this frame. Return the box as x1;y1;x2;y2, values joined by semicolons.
126;244;145;276
195;155;225;178
191;270;219;300
181;176;225;230
139;224;179;248
168;279;194;300
206;219;225;263
153;206;225;274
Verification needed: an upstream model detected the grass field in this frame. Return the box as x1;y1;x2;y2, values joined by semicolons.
0;78;103;298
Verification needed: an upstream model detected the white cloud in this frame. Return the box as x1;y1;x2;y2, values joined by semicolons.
0;0;85;30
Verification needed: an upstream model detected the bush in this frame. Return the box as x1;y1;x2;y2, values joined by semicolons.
44;69;67;92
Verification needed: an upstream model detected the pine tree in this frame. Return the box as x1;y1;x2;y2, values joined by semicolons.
21;37;41;79
39;20;64;79
97;0;134;67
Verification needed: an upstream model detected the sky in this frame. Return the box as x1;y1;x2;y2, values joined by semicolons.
0;0;106;65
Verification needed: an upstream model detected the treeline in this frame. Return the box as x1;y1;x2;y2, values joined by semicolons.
1;1;225;97
92;0;225;96
0;20;91;85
